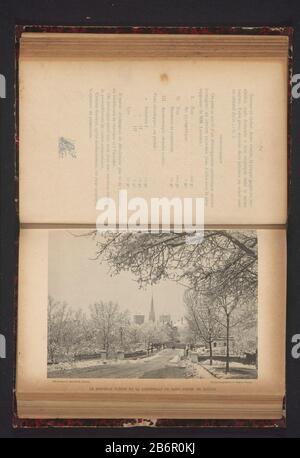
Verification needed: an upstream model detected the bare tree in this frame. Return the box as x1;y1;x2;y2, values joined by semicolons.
184;290;222;365
90;301;130;355
127;323;144;350
164;321;180;345
48;296;88;362
88;230;257;298
85;230;258;372
213;291;257;373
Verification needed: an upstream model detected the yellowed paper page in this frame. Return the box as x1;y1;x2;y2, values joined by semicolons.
19;56;287;225
17;228;286;418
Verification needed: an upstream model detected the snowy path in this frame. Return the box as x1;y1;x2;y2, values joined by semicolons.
48;348;187;379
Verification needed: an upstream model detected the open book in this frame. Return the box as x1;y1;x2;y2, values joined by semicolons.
17;31;288;420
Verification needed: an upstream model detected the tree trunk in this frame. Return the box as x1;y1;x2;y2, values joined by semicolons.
49;347;54;364
209;340;213;366
226;314;230;373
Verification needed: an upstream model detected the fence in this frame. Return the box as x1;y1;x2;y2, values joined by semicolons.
198;352;257;365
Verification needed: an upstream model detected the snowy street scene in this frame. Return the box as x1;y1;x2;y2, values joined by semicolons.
48;230;258;379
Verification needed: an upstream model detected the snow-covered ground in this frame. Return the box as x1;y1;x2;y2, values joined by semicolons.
201;359;257;379
184;360;215;378
48;350;166;373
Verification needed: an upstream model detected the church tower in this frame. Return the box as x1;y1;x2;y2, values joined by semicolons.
149;294;155;322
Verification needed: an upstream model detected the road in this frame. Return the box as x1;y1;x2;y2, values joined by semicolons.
49;348;192;379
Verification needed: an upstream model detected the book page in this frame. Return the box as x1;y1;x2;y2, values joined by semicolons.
16;228;286;418
19;55;287;225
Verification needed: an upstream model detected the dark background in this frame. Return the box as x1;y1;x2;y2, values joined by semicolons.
0;0;299;438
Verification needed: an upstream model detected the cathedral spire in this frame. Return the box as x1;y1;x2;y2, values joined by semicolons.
149;293;155;322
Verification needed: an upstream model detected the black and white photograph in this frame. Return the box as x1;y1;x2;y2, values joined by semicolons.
47;230;258;380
